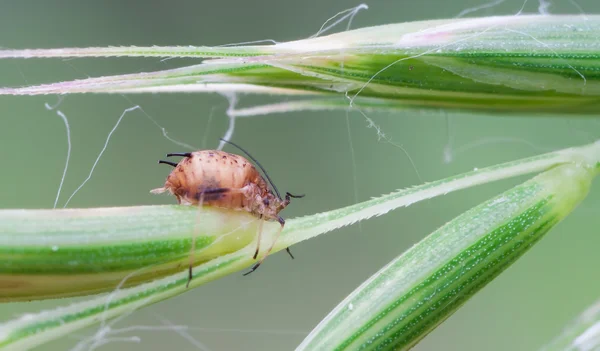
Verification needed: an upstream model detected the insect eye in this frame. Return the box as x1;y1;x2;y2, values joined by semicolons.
263;198;269;206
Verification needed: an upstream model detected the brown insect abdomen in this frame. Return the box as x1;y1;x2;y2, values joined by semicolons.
161;150;269;209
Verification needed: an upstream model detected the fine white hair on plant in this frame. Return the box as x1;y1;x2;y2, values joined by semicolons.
343;92;423;183
184;326;309;336
348;24;498;106
70;217;257;351
345;111;362;232
345;111;360;204
447;136;558;163
202;106;217;149
152;313;311;349
98;268;149;334
503;27;587;86
538;0;551;14
387;139;424;184
84;336;141;351
217;39;280;47
568;0;588;19
70;267;155;351
344;93;387;141
349;0;573;105
455;0;507;18
45;95;65;110
62;105;141;208
12;61;30;84
566;0;591;34
60;99;198;208
335;3;366;75
120;95;198;150
156;315;214;351
51;110;72;209
77;325;201;351
44;99;71;209
516;0;531;15
217;92;238;151
443;113;455;164
141;108;198;150
310;3;369;38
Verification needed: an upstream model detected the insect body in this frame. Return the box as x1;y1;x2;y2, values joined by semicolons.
152;140;303;284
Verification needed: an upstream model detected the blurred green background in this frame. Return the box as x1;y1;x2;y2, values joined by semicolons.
1;0;599;350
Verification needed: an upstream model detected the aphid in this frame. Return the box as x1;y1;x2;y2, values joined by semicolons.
151;139;303;285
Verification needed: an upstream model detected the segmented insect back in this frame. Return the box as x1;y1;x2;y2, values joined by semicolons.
152;143;303;280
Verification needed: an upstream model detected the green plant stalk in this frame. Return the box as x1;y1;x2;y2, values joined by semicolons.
540;298;600;351
0;206;261;300
297;163;597;351
0;141;599;351
1;15;600;115
1;141;595;301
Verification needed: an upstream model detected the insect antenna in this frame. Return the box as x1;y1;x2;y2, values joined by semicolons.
158;160;178;167
166;152;192;158
219;138;282;200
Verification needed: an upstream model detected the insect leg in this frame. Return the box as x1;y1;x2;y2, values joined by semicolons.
187;192;205;289
282;193;304;259
187;187;245;287
253;215;264;260
243;216;285;276
280;217;294;259
285;247;295;259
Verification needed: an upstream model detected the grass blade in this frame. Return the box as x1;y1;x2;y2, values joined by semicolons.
0;141;598;350
1;15;600;114
0;206;260;300
1;141;591;301
297;163;597;351
541;298;600;351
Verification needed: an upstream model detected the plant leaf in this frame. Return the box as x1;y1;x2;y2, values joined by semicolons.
540;298;600;351
1;141;590;302
0;141;598;350
296;163;597;351
1;15;600;114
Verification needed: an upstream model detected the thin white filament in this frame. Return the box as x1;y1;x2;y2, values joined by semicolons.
310;4;368;38
217;92;238;150
45;104;71;209
346;111;362;232
443;113;455;164
455;0;506;18
538;0;551;14
120;95;197;150
86;336;140;351
185;327;309;336
45;96;65;110
202;106;216;149
451;136;556;159
157;316;214;351
344;95;423;183
503;28;586;85
568;0;589;20
349;25;498;105
387;139;424;184
63;106;140;208
218;39;279;47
